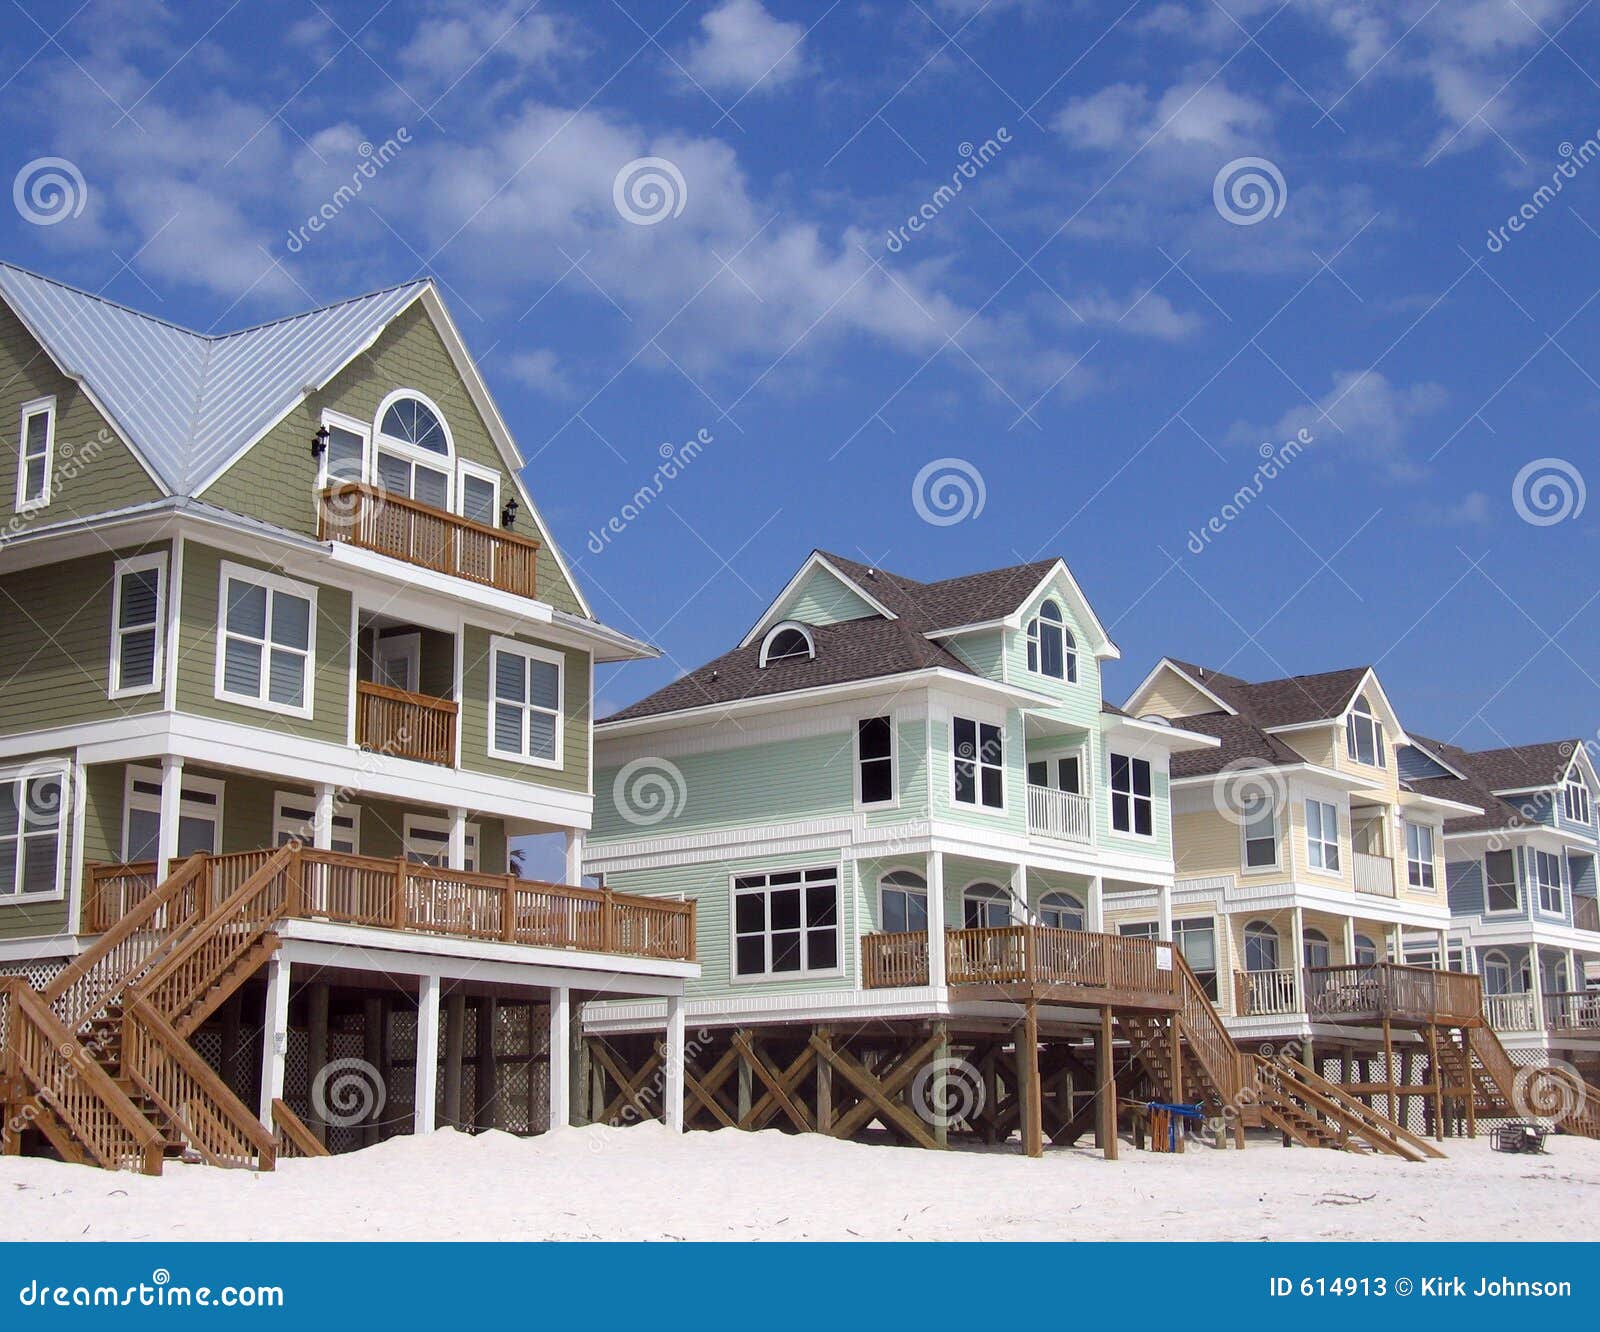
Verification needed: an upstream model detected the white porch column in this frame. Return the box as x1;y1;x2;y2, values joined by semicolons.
157;756;184;873
1530;943;1547;1031
663;994;686;1133
446;808;468;872
927;850;947;989
1010;863;1029;924
547;985;571;1132
257;954;290;1128
414;974;441;1134
1437;929;1450;969
1157;880;1173;942
1343;915;1358;965
1291;905;1306;1007
1087;875;1105;933
312;783;335;851
564;829;586;887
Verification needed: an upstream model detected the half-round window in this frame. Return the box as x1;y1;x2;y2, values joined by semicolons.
1037;890;1084;931
379;395;450;455
759;623;815;667
962;881;1011;929
1353;933;1379;966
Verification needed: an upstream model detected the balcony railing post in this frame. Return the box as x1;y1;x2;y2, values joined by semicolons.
393;860;408;931
602;890;616;953
502;875;517;943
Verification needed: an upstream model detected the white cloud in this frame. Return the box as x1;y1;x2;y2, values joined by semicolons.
1069;287;1204;340
1053;83;1149;150
394;2;575;99
1054;78;1271;156
1230;370;1448;478
503;347;574;399
1421;491;1493;525
679;0;807;95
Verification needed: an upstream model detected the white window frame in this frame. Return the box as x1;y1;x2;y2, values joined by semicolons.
1304;798;1341;874
853;713;899;810
1404;820;1437;891
1345;696;1386;768
402;813;480;870
758;621;815;667
108;552;167;699
1109;752;1154;839
456;459;502;528
730;866;842;983
1025;599;1076;683
0;759;69;901
1026;747;1085;795
373;631;422;694
1535;848;1564;916
961;880;1014;929
951;715;1005;813
316;409;371;491
1483;847;1521;915
214;562;318;719
1238;795;1280;873
877;869;928;935
122;766;224;862
1564;774;1592;826
487;636;564;768
272;791;361;854
1037;890;1085;931
14;394;55;511
373;389;455;512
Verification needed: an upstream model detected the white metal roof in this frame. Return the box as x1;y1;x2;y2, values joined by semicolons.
0;262;427;493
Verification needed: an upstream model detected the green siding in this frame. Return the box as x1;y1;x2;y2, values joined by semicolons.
779;565;879;626
175;542;351;744
0;303;163;528
460;626;590;795
0;544;170;737
199;302;583;616
606;848;858;998
0;749;76;941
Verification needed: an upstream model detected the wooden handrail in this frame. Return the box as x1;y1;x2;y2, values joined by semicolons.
355;680;457;766
272;1099;330;1158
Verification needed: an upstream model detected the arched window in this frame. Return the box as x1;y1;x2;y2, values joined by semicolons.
879;870;928;935
962;881;1011;929
1353;933;1379;966
1544;952;1571;996
1483;950;1513;997
759;622;815;667
1025;600;1076;682
1303;927;1332;970
1243;919;1279;973
374;391;454;512
1345;694;1386;767
1037;890;1084;931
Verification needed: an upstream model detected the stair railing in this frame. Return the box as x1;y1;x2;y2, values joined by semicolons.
1170;950;1246;1106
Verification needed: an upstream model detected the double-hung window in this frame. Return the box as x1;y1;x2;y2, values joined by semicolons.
216;564;315;717
1565;776;1592;826
490;638;562;765
953;717;1003;809
1240;791;1279;869
1305;798;1340;871
857;716;895;806
1405;821;1436;889
1536;850;1564;915
457;462;500;527
1485;849;1519;913
1110;753;1153;836
15;396;54;510
0;765;66;899
110;554;165;697
733;867;839;978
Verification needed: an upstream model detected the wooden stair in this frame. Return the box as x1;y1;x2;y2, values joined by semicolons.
0;848;297;1174
1465;1022;1600;1139
1252;1054;1444;1161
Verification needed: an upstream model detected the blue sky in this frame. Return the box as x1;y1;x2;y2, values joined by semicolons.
5;0;1600;753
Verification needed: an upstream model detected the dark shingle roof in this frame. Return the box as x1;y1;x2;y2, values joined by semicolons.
1403;733;1576;834
1167;712;1307;778
1164;658;1370;729
819;551;1061;632
1459;741;1581;791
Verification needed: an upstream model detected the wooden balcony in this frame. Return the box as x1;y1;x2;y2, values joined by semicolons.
1234;966;1300;1016
320;482;541;600
1353;851;1395;897
1544;989;1600;1034
1482;991;1538;1031
1025;785;1092;843
355;680;457;766
861;925;1181;1009
1303;962;1481;1026
83;849;695;962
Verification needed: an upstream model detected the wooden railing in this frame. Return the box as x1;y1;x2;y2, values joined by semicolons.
945;925;1179;1002
1483;991;1538;1031
355;680;457;766
1171;950;1246;1105
1303;962;1482;1025
1;980;166;1174
1234;967;1300;1016
1353;851;1396;897
321;483;541;600
272;1099;330;1158
860;932;929;988
1575;894;1600;933
1544;990;1600;1032
1025;785;1092;843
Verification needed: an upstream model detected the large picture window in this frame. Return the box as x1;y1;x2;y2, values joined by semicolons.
953;717;1004;809
1110;753;1153;836
215;564;315;718
0;766;66;899
733;867;839;978
490;638;562;765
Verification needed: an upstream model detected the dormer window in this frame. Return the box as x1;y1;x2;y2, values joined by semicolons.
1345;695;1385;767
1026;600;1076;682
1564;773;1592;825
759;623;814;666
374;390;453;512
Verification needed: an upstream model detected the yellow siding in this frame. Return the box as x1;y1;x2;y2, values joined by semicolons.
1136;666;1220;720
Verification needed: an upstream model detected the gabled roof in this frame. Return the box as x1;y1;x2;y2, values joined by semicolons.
1161;657;1371;730
1462;740;1585;792
0;261;428;494
1402;733;1589;835
818;551;1065;633
1167;713;1307;778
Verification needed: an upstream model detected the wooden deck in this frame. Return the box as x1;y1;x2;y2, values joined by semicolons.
1302;962;1482;1027
84;849;695;962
